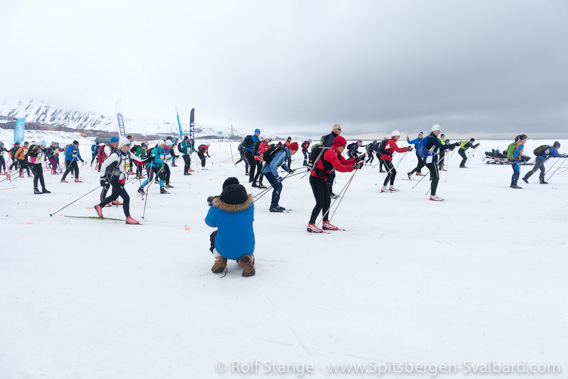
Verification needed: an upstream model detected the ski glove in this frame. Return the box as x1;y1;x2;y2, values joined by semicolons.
99;179;107;187
276;176;283;183
288;168;294;174
356;153;366;162
407;146;413;151
354;162;364;169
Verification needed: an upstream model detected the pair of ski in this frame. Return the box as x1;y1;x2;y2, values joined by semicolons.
64;215;141;224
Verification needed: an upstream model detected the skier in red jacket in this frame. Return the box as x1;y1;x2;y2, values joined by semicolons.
380;130;412;193
307;136;364;233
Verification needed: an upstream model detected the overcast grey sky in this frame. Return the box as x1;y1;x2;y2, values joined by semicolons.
1;0;567;138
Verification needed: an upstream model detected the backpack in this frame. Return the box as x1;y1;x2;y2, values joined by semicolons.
506;142;517;159
417;137;434;159
377;140;389;156
145;147;155;160
97;144;110;163
533;145;549;157
130;144;140;154
263;145;285;164
308;144;324;166
253;140;261;153
178;142;183;152
242;135;254;150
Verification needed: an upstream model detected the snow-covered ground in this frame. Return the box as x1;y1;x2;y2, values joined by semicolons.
1;135;567;378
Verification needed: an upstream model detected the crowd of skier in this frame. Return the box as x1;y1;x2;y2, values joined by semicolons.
1;124;566;276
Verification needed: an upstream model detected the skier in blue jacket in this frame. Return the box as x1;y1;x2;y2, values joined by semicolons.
261;142;298;212
61;140;84;183
523;141;566;184
205;177;255;277
407;132;425;177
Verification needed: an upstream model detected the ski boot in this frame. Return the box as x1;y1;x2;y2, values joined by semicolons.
322;221;339;230
389;185;399;192
510;184;523;189
74;178;82;183
522;177;529;184
381;186;389;193
407;172;412;179
61;179;68;183
160;186;170;194
34;188;42;194
95;204;104;218
307;223;323;233
125;216;139;225
42;189;51;194
137;187;145;195
430;195;445;201
111;200;123;206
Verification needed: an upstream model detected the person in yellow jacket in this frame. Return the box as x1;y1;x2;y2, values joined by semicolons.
15;141;31;177
458;138;480;168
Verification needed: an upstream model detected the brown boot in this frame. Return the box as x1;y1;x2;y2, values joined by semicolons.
239;254;255;277
211;255;227;273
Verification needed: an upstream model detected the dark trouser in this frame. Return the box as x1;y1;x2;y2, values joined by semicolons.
438;152;446;170
253;160;264;184
100;182;130;217
209;230;217;253
10;159;19;170
31;164;46;190
62;160;79;180
264;172;282;208
410;152;424;174
309;175;331;223
100;179;111;202
48;157;58;171
524;159;545;182
163;164;171;184
302;151;308;165
327;170;335;194
459;148;468;167
235;153;250;173
0;156;5;171
379;158;386;172
383;160;396;186
366;152;374;164
90;153;97;165
183;154;190;173
246;150;256;182
136;162;143;177
426;162;440;196
19;159;30;176
511;160;520;185
198;152;206;167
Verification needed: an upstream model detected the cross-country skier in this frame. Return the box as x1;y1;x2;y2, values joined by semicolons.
46;142;64;174
407;132;426;177
95;138;146;224
198;144;210;169
365;141;376;164
15;142;31;177
27;140;50;194
423;125;459;201
61;140;84;183
9;142;20;171
133;143;147;179
252;138;270;189
138;140;170;195
180;136;194;175
234;141;249;175
347;140;362;159
322;124;342;198
438;134;447;171
523;141;566;184
307;136;363;233
301;139;311;166
509;134;527;189
205;177;255;277
97;136;122;205
261;142;298;212
380;131;412;193
458;138;480;168
90;143;99;165
244;129;261;183
0;142;7;174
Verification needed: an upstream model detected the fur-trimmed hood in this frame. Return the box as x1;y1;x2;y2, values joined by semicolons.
212;194;254;213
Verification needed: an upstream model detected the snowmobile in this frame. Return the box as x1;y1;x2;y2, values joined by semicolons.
483;149;532;165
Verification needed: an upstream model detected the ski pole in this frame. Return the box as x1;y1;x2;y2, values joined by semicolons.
412;170;430;189
317;168;358;225
545;158;567;183
328;168;359;222
253;170;298;203
142;164;166;219
544;158;560;176
445;149;456;183
464;146;479;167
49;186;100;216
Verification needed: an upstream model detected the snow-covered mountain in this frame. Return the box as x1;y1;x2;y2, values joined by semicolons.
0;100;245;138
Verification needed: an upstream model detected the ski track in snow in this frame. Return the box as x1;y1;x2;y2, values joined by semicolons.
0;131;567;378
